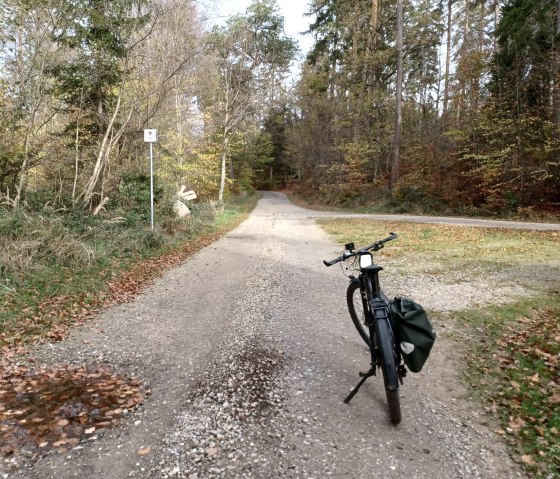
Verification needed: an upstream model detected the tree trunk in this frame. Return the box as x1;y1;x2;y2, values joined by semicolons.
366;0;379;94
174;75;184;163
390;0;404;190
493;0;500;54
457;0;471;122
553;0;560;128
366;0;380;178
351;21;360;139
72;92;84;201
80;89;123;207
443;0;452;116
218;132;229;202
14;128;32;208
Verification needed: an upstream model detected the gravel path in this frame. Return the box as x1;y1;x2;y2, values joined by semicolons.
1;192;532;479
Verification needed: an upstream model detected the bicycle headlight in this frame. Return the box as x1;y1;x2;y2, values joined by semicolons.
359;253;373;269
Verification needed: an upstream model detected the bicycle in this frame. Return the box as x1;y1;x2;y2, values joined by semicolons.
323;233;406;424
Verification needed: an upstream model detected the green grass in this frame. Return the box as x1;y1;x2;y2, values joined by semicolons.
0;194;258;347
319;218;560;478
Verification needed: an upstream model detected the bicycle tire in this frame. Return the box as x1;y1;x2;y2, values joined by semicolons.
375;317;401;425
346;281;370;346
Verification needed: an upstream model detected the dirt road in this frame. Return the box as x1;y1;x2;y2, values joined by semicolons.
2;192;531;479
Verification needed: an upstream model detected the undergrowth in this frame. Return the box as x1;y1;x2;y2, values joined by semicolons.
288;187;560;222
0;194;257;347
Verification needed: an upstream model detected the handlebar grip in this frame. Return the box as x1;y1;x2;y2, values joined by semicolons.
323;258;340;267
382;232;398;243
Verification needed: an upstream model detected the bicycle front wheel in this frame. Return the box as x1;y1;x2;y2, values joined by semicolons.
375;317;401;425
347;281;370;346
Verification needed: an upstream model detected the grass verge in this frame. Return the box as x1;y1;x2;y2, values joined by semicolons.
457;296;559;478
0;194;258;349
317;218;559;269
318;218;559;478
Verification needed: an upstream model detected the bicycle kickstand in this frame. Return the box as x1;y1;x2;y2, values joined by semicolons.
344;367;376;404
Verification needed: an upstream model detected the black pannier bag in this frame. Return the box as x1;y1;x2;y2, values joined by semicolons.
390;297;436;373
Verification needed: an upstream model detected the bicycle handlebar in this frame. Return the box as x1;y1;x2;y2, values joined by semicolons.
323;232;398;267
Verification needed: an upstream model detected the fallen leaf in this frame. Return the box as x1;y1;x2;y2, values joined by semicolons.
507;417;525;432
138;447;151;456
520;455;535;465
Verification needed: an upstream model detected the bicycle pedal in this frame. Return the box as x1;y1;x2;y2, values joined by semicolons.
359;371;367;377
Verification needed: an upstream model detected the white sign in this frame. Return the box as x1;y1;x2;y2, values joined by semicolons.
178;186;197;201
182;190;197;201
144;129;157;143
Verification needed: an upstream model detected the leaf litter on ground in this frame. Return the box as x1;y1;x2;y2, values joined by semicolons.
0;363;145;455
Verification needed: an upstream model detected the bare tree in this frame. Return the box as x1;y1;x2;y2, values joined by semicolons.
0;1;64;206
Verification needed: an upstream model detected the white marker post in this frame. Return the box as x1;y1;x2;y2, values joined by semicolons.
144;129;158;229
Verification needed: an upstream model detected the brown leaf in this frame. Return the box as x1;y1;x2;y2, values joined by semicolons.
520;455;535;465
137;447;151;456
507;417;525;432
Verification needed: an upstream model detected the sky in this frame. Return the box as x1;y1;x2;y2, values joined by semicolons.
207;0;314;65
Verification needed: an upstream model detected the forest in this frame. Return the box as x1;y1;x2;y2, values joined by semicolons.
0;0;559;216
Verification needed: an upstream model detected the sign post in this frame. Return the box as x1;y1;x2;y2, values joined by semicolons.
144;129;158;229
